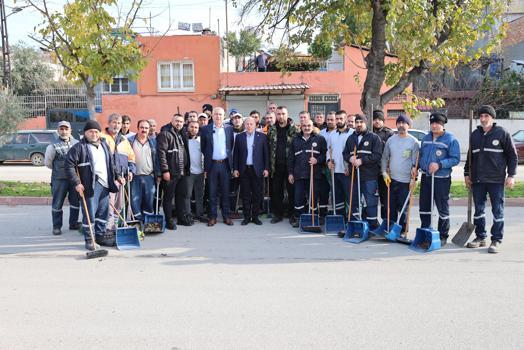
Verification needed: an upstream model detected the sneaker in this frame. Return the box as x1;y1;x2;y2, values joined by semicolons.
52;227;62;236
466;237;486;248
488;241;501;254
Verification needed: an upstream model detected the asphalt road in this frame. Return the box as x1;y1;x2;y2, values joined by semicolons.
1;162;523;183
0;205;523;349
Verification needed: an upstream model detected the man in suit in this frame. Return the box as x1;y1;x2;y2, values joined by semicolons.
233;117;269;225
200;107;235;226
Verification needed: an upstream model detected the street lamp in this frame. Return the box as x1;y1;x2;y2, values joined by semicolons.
1;2;26;88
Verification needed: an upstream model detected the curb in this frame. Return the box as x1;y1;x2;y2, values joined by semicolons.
1;196;523;206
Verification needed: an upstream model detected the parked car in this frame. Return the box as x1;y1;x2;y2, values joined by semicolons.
392;128;428;145
0;130;59;166
513;130;524;164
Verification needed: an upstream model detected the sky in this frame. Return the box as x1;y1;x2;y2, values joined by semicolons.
5;0;254;47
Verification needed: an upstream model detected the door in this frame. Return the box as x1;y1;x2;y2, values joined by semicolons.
0;134;15;160
12;133;31;160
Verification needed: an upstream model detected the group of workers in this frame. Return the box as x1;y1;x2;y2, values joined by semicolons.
45;102;518;254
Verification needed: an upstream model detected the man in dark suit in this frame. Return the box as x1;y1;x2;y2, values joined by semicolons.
233;117;269;225
200;107;235;226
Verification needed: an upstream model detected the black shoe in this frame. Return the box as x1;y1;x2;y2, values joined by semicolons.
337;230;345;238
166;219;177;230
252;217;262;225
290;217;299;228
69;222;82;231
52;227;62;235
85;240;97;251
319;217;325;225
194;215;208;223
178;219;193;227
440;238;448;247
241;218;250;226
270;216;282;224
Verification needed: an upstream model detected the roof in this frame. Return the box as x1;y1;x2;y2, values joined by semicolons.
219;83;310;94
512;60;524;65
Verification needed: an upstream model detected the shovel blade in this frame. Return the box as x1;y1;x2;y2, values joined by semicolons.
452;223;475;247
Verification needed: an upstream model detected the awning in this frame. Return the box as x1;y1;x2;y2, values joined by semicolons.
219;83;310;95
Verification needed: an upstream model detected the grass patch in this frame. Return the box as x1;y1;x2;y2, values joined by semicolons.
0;180;523;198
413;181;524;198
0;181;51;197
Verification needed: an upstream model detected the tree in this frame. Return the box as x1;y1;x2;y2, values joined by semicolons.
0;91;27;136
224;29;261;71
0;43;55;96
25;0;147;119
471;71;524;118
241;0;507;114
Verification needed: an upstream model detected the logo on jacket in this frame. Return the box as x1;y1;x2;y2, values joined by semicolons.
364;141;369;146
492;139;499;146
436;150;443;157
312;142;317;147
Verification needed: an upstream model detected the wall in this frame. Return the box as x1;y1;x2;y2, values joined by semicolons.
221;46;404;128
99;34;223;129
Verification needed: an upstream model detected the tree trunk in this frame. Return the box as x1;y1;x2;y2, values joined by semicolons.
85;81;96;120
360;0;388;117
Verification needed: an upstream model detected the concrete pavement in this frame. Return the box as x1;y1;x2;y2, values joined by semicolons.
1;205;523;349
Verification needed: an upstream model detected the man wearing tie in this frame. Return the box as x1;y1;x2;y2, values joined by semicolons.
200;107;235;226
233;117;269;225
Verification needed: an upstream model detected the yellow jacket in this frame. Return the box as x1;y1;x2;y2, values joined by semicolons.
101;130;136;174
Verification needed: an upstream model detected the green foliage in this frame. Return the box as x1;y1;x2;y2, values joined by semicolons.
271;45;320;72
224;29;261;58
0;43;55;95
309;33;332;60
0;90;27;135
243;0;508;112
471;71;524;118
26;0;147;118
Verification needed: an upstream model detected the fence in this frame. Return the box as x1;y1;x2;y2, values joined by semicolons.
18;86;102;117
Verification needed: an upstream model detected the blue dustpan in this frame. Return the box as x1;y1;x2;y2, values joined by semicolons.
116;226;140;250
409;227;440;252
299;214;321;233
385;222;403;241
144;214;166;233
409;174;440;252
370;220;393;237
325;215;346;234
343;220;369;243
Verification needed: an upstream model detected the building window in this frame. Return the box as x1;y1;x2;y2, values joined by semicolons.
157;61;195;92
103;77;129;93
387;109;405;118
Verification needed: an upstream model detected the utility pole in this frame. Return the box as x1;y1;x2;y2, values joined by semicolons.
225;0;229;73
0;0;11;88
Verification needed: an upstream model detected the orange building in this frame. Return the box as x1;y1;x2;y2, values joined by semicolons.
21;34;405;131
